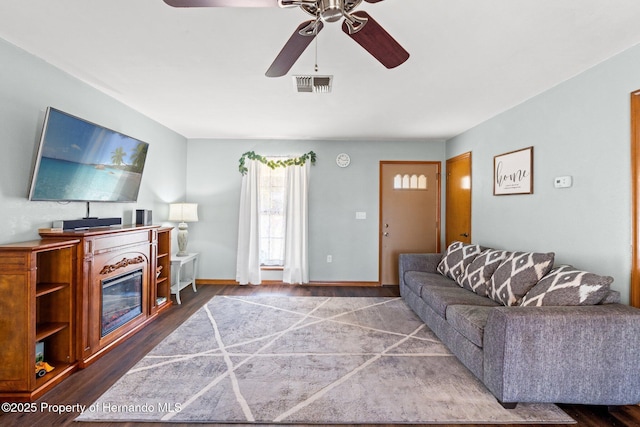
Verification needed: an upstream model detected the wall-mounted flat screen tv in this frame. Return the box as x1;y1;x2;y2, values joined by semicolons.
29;107;149;202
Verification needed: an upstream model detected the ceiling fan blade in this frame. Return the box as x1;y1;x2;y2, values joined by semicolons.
163;0;279;7
364;0;385;3
342;11;409;69
266;20;323;78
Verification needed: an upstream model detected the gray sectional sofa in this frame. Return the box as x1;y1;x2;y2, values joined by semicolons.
399;242;640;408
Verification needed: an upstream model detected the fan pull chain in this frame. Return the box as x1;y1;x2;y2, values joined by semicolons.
314;28;319;72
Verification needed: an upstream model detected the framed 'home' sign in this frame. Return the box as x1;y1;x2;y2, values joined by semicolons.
493;146;533;195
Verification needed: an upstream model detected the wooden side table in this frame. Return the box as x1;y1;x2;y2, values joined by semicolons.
170;252;199;304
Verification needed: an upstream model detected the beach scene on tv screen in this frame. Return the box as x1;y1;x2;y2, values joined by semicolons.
31;110;148;202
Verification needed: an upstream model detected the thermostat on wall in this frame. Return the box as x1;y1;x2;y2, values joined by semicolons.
554;176;573;189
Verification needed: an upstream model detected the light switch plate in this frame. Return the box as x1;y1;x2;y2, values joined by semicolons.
355;212;366;220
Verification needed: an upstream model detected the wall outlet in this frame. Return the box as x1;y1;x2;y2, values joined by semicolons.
326;255;332;263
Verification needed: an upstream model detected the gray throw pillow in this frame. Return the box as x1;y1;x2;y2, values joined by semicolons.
488;251;555;306
437;241;482;284
520;265;613;306
459;249;509;296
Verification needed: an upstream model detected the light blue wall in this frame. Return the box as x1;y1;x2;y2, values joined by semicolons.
186;139;445;282
446;43;640;304
4;29;638;300
0;38;188;244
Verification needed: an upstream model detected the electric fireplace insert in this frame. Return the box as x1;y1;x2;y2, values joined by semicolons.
101;269;143;337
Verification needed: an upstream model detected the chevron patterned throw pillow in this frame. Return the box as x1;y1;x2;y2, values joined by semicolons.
459;249;509;296
437;241;482;284
488;251;555;306
520;265;613;306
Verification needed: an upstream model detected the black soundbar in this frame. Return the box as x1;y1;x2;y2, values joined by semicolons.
52;217;122;231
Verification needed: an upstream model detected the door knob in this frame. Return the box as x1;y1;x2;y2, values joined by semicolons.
383;232;389;237
460;233;469;237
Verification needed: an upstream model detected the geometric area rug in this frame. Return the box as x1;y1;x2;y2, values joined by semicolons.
76;296;575;424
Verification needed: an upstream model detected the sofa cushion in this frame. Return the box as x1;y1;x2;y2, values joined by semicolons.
520;265;613;306
404;271;457;297
437;241;483;283
459;249;509;296
601;290;621;304
421;285;500;318
446;305;495;348
488;251;555;306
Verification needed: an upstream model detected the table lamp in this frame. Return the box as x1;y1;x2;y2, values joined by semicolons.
168;203;198;256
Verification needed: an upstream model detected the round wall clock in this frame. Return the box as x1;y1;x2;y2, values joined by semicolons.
336;153;351;168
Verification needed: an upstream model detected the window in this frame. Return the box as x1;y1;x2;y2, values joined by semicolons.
236;153;311;285
393;173;428;190
258;160;286;266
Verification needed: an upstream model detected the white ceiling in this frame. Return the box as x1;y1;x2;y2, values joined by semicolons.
2;0;640;141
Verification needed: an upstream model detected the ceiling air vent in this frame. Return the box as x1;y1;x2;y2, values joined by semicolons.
294;75;332;93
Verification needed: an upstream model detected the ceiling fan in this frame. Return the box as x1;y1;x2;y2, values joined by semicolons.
163;0;410;77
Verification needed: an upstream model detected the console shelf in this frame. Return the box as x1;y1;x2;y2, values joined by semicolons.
36;282;69;297
35;322;69;341
0;239;79;402
153;228;172;311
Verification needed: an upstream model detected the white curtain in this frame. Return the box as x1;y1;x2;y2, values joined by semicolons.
235;159;262;285
283;161;310;284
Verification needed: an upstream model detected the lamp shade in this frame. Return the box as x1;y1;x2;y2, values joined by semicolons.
168;203;199;223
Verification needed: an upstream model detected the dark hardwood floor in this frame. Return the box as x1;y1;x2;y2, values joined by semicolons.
1;284;638;427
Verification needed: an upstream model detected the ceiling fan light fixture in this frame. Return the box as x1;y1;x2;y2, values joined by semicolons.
294;75;332;93
318;0;344;22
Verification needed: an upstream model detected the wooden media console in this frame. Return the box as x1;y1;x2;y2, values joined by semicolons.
0;225;172;401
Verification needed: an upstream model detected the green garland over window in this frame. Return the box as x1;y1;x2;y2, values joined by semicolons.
238;151;316;175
